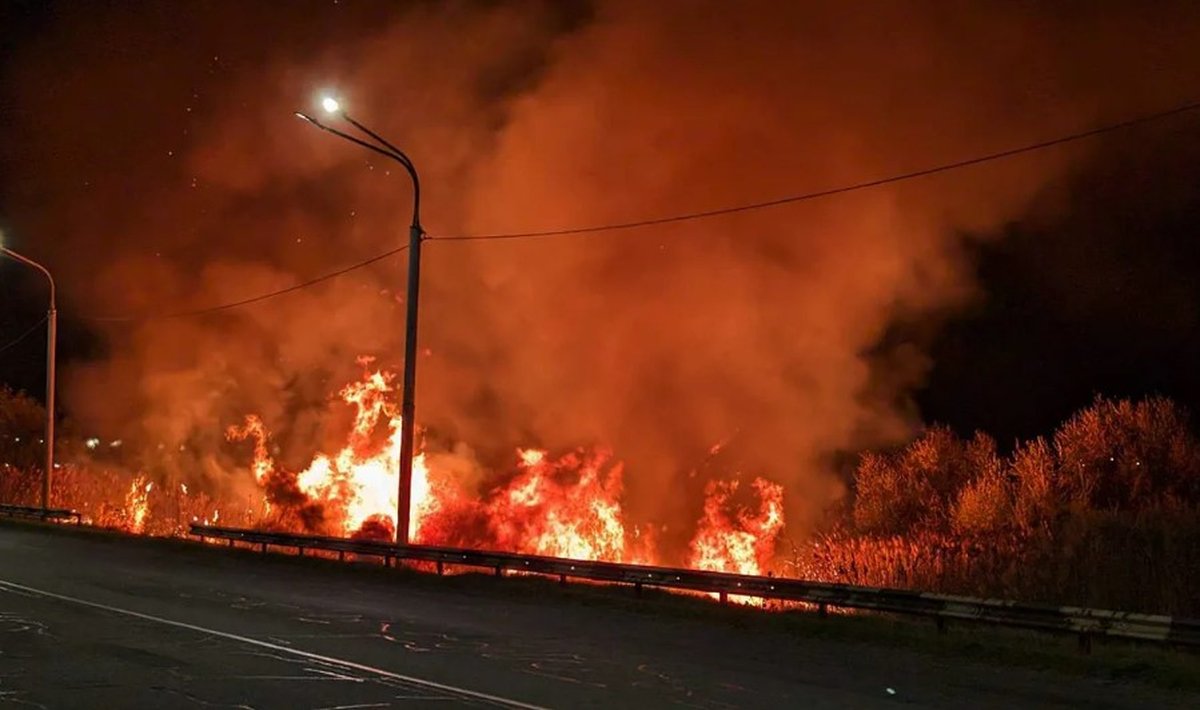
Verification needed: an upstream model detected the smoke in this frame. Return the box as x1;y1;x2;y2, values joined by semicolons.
5;1;1200;550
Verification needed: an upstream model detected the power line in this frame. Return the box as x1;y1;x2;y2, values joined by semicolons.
85;245;408;323
72;95;1200;322
0;315;48;355
431;97;1200;242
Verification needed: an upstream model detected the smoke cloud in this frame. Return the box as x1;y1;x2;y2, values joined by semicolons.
4;1;1200;554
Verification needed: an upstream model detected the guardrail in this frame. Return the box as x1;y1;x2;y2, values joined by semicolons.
0;503;81;524
191;524;1199;651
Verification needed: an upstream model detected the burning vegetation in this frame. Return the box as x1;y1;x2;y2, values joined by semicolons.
3;373;1200;614
221;363;778;572
3;2;1200;615
2;368;790;584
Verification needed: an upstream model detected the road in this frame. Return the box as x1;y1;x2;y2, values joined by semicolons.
0;522;1193;709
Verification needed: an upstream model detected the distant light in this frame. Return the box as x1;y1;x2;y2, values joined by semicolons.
321;96;341;114
85;438;100;450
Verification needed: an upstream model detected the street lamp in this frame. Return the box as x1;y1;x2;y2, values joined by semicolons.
0;234;57;511
296;97;424;546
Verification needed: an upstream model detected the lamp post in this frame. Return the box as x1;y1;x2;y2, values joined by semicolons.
296;97;423;545
0;239;57;511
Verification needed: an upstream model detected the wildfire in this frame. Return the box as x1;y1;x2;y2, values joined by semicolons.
89;365;788;587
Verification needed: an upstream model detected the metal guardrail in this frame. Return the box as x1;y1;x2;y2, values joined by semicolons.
0;503;81;524
191;524;1200;651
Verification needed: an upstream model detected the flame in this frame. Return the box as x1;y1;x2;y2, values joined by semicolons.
214;366;786;577
689;477;784;574
687;477;784;604
125;476;153;534
226;416;273;485
2;364;788;592
479;448;654;563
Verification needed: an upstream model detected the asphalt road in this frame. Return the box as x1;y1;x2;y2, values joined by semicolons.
0;522;1194;709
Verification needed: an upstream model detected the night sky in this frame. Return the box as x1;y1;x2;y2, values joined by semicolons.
2;0;1200;458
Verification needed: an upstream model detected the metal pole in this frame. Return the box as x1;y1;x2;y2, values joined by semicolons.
294;109;423;545
43;305;56;510
396;222;421;545
0;246;56;511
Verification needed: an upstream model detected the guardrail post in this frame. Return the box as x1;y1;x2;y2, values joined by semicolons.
260;542;267;554
494;565;502;577
635;581;643;597
338;550;345;562
818;602;828;617
719;591;728;605
559;573;567;586
436;560;444;576
1078;632;1092;654
297;546;304;557
228;538;234;548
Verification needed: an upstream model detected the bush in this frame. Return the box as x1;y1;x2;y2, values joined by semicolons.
853;427;1000;536
834;395;1200;615
1053;396;1200;510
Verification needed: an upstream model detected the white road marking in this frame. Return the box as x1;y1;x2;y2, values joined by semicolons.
0;578;547;710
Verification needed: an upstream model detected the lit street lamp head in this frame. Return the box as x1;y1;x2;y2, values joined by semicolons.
321;96;341;114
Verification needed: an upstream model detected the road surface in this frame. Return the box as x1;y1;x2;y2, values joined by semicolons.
0;522;1193;708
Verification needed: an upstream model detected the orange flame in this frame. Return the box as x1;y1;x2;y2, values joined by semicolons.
689;477;784;574
687;477;784;604
227;366;783;576
125;476;153;534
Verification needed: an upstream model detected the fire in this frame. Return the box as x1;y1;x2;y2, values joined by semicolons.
226;416;273;486
125;476;153;534
227;368;432;541
0;364;788;593
518;448;545;467
688;477;784;575
220;365;786;579
479;448;654;563
687;477;785;604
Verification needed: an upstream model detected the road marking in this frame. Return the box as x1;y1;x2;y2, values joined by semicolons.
0;578;547;710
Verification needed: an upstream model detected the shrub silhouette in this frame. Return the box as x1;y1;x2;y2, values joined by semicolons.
829;395;1200;615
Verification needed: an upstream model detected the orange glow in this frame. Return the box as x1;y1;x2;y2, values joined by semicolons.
222;365;784;571
687;477;785;604
226;416;272;485
125;476;153;534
